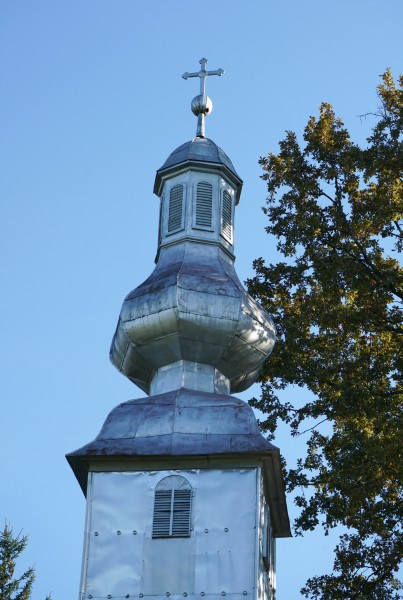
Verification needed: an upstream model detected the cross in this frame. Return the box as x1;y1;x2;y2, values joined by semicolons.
182;58;224;96
182;58;225;137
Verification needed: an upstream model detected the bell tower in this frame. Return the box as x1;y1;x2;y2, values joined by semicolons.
67;58;291;600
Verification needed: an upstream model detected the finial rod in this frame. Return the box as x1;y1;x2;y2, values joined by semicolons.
182;58;225;138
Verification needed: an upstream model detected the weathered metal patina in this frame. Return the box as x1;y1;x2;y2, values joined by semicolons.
67;388;290;540
154;136;242;200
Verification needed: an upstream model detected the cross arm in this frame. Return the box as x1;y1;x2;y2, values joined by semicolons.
182;68;224;80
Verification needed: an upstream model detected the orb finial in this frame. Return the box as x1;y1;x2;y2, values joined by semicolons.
182;58;225;137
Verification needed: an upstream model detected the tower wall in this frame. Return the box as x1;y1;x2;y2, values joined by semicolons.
80;468;277;600
257;478;276;600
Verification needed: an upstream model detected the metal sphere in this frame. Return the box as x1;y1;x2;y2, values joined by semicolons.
191;94;213;116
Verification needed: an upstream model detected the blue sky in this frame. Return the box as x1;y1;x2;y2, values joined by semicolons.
1;1;402;598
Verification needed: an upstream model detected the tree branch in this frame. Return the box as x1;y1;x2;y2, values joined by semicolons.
297;418;329;436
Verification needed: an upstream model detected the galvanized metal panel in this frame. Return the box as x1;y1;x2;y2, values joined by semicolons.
110;239;276;394
150;361;230;396
194;469;257;595
142;537;196;594
123;306;179;344
83;472;148;598
84;530;141;597
69;389;276;456
81;469;259;600
154;137;242;194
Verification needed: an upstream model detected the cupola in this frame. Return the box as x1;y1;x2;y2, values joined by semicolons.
154;136;243;258
109;60;276;395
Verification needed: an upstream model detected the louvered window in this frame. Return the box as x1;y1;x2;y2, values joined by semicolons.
167;184;184;233
195;181;213;229
152;476;192;538
221;190;233;242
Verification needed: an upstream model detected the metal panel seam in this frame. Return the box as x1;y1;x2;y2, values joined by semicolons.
79;472;93;600
119;338;131;372
254;467;260;600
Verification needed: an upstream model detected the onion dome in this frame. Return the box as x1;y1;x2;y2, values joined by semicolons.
110;242;276;394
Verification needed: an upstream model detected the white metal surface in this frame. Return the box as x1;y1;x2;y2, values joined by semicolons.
80;468;259;600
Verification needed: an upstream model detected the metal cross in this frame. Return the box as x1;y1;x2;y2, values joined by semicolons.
182;58;224;96
182;58;224;136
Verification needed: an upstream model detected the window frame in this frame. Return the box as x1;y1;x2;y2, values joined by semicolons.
220;188;233;243
152;475;192;539
193;180;214;231
165;183;185;236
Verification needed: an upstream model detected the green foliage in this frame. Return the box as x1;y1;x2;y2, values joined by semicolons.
248;70;403;599
0;524;34;600
0;524;52;600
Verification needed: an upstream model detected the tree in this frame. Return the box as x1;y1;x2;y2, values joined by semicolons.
0;523;51;600
247;70;403;599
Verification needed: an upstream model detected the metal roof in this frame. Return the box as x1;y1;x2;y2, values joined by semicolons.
66;388;291;537
109;241;276;394
154;137;243;198
68;388;275;458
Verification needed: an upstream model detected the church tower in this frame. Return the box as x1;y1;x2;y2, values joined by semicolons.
67;59;291;600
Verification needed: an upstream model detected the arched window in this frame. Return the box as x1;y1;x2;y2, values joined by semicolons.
221;189;233;242
195;181;213;229
167;184;184;233
152;475;192;538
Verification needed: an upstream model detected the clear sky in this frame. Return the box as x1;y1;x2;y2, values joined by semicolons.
1;1;402;598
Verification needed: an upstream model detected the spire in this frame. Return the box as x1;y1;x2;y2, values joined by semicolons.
108;59;276;396
182;58;224;137
67;59;292;567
